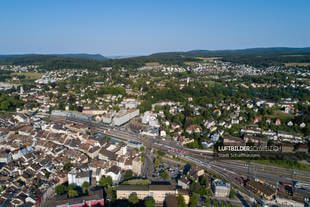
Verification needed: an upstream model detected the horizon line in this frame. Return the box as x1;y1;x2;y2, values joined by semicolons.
0;46;310;57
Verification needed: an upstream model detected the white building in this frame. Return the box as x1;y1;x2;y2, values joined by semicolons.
68;168;91;187
99;113;113;124
132;157;142;176
105;166;122;183
141;128;159;137
211;134;220;142
116;146;128;156
204;120;215;129
0;151;12;163
0;132;10;142
112;109;139;126
142;111;160;128
160;130;167;137
125;101;139;109
13;114;28;123
212;179;231;197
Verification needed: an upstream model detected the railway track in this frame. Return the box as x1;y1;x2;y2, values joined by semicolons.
49;115;310;202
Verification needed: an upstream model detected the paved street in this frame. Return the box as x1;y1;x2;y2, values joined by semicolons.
142;149;153;178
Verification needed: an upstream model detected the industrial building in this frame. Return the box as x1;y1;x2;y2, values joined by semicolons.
212;179;231;197
51;110;91;120
112;109;139;126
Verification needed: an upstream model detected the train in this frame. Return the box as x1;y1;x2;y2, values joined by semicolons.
254;178;265;184
280;182;293;188
167;146;189;155
294;181;310;191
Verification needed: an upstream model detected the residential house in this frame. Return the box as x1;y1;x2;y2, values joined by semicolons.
68;168;91;187
186;125;201;134
105;165;121;184
177;175;189;189
0;151;12;163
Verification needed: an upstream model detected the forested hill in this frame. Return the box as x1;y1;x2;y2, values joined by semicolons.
152;47;310;57
1;47;310;69
0;53;108;60
0;54;195;70
0;55;105;70
150;47;310;67
52;53;108;60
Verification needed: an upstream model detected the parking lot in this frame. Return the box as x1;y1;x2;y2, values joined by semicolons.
151;161;183;181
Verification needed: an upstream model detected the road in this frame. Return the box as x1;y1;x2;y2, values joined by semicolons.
141;148;153;178
200;195;251;207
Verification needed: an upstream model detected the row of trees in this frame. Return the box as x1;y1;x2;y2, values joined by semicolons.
55;175;113;198
55;182;90;198
127;194;155;207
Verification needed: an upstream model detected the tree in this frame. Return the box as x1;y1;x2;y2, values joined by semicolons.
190;182;203;195
229;189;236;199
105;136;111;141
112;105;120;112
99;176;106;187
189;193;199;207
55;184;67;195
205;197;211;207
140;146;145;151
157;150;165;157
45;172;50;179
153;157;161;166
67;184;76;191
124;170;133;180
177;195;186;207
160;170;169;180
99;176;113;187
205;188;212;196
199;176;209;186
77;105;83;112
82;181;90;194
246;140;255;147
68;189;79;198
104;186;113;201
106;176;113;186
227;203;233;207
128;193;139;206
0;186;5;192
144;197;155;207
63;162;73;172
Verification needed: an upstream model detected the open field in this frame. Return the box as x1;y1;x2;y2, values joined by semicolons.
122;179;151;185
11;72;43;80
145;62;160;66
281;55;305;57
195;57;222;61
284;62;310;67
249;159;310;172
204;80;217;87
184;61;199;65
266;110;294;120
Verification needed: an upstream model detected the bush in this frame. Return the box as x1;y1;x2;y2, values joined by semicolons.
144;197;155;207
55;184;67;195
124;170;133;180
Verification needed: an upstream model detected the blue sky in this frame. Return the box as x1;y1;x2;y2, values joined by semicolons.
0;0;309;56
